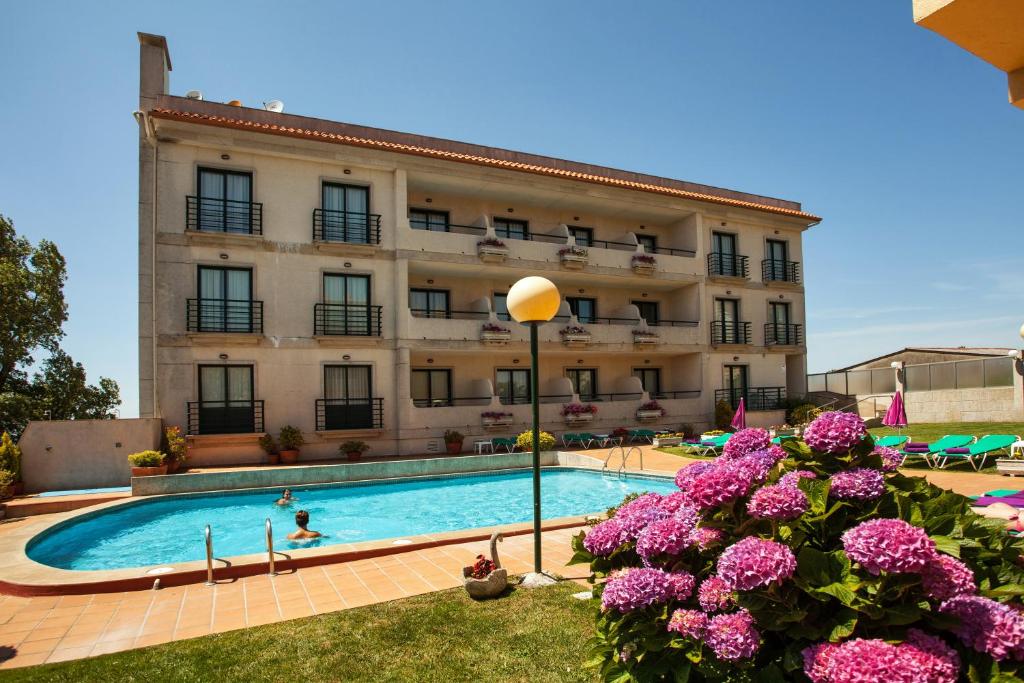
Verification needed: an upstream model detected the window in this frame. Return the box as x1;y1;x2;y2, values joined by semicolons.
566;368;598;401
765;239;789;281
493;217;528;240
722;365;748;407
411;369;452;407
323;365;374;429
196;168;253;234
568;226;594;247
768;302;793;344
633;300;660;326
636;234;658;253
632;368;662;397
197;365;255;434
715;299;741;343
409;289;450;318
322;183;370;243
322;274;371;335
410;209;449;232
496;368;531;405
567;297;597;324
493;292;510;322
712;232;739;276
197;266;254;333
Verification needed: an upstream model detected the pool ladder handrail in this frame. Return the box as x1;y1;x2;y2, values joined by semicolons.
204;524;214;586
601;445;643;475
265;517;277;577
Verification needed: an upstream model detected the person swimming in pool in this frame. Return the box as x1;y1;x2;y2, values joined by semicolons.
287;510;322;540
274;489;295;506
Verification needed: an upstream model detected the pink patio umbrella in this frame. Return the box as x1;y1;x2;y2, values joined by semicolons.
730;398;747;430
883;391;908;434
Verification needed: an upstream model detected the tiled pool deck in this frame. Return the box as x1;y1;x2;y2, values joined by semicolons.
0;446;1015;669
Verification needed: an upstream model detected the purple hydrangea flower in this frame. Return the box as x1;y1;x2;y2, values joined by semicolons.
691;526;725;550
664;571;696;601
940;595;1024;661
779;470;817;488
803;411;867;454
705;609;761;661
920;554;976;602
841;518;936;575
583;518;626;556
687;460;755;511
615;492;664;519
721;428;771;460
675;461;714;492
658;491;694;515
697;576;734;612
735;449;783;484
829;468;885;502
802;630;960;683
601;568;672;613
873;445;903;472
747;483;809;521
636;510;698;562
616;504;669;543
716;537;797;591
667;608;707;639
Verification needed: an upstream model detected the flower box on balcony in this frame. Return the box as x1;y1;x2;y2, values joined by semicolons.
561;403;597;424
558;246;589;270
559;325;592;348
481;412;514;429
636;401;664;422
564;412;594;425
480;324;512;346
477;239;508;264
632;331;659;345
632;254;657;275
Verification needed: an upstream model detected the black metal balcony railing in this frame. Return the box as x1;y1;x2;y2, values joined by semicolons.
187;400;264;435
765;322;803;346
187;299;263;334
499;393;573;406
313;209;382;245
762;259;801;284
651;390;702;400
588;392;644;402
412;396;493;408
314;303;383;336
649;245;697;257
186;196;263;235
410;308;489;320
315;397;384;431
711;320;751;345
649;319;700;327
707;252;749;278
715;387;786;411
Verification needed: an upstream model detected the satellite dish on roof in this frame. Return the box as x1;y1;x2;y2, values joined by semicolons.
185;89;203;100
263;100;284;113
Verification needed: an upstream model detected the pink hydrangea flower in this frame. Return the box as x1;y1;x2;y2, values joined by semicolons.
636;510;698;562
779;470;817;488
658;491;694;515
735;449;784;483
841;518;936;575
667;608;707;639
747;483;809;521
873;445;903;472
616;492;664;519
675;461;714;492
704;609;761;661
716;537;797;591
691;526;725;550
721;428;771;459
687;460;755;511
829;468;885;502
601;568;671;613
803;411;867;454
583;518;626;556
802;630;959;682
615;503;669;543
940;595;1024;661
920;554;976;602
697;576;734;612
664;571;696;601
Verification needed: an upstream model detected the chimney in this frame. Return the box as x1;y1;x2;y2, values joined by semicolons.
137;32;171;105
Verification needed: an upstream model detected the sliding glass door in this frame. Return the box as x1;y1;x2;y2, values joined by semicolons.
324;365;373;429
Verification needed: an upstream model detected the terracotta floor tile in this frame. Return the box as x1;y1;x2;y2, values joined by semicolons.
21;625;70;643
99;624;142;643
45;646;94;664
311;600;345;614
24;597;60;610
56;634;100;650
245;612;279;627
16;637;62;656
1;652;49;668
91;592;127;604
91;638;135;656
0;629;33;647
8;610;49;625
57;595;93;608
173;626;212;640
134;633;174;648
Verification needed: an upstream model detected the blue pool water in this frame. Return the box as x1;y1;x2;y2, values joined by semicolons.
36;486;131;498
28;469;675;571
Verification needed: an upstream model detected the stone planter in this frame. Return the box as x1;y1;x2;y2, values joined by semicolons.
480;330;512;346
636;410;664;422
561;333;592;348
996;459;1024;476
653;436;683;448
482;415;514;429
632;262;656;276
478;245;508;263
633;333;659;345
559;253;588;270
563;413;595;425
280;449;300;465
131;465;168;477
446;441;464;455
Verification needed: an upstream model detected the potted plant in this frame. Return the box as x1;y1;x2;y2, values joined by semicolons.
561;402;597;424
462;532;508;599
480;322;512;345
259;433;280;465
278;425;305;465
632;328;659;345
631;253;656;275
0;469;14;501
558;245;589;269
444;429;465;455
559;324;592;347
0;432;23;496
128;450;167;477
636;400;665;422
481;411;514;428
477;237;508;263
340;440;370;462
163;425;188;473
515;430;556;452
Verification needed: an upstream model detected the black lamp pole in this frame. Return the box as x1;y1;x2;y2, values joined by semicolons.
530;320;542;573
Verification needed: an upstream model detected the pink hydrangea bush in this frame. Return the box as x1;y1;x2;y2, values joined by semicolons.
571;410;1024;681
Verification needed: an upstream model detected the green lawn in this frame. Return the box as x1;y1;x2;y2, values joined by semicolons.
0;584;598;683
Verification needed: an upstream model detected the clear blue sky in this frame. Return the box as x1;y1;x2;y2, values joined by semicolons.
2;1;1021;418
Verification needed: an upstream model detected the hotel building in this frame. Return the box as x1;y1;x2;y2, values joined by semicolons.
136;34;821;465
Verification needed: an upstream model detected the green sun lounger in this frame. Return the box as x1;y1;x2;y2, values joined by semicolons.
899;435;974;467
629;429;656;444
491;437;517;453
874;435;909;449
688;433;730;457
933;434;1021;471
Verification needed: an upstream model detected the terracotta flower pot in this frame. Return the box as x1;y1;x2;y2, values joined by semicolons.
166;459;181;474
131;465;168;477
446;441;464;455
267;453;281;466
346;451;363;462
10;482;24;496
280;450;299;465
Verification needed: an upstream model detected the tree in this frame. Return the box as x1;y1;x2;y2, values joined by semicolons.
30;350;120;421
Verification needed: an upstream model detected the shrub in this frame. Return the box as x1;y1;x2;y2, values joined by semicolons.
0;432;22;482
516;430;556;452
339;440;370;454
443;430;464;444
791;403;823;426
127;450;165;467
569;411;1024;682
278;425;304;451
258;433;278;454
0;468;14;491
163;425;187;463
713;400;734;430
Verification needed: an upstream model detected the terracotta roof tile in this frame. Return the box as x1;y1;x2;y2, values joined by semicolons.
148;102;821;223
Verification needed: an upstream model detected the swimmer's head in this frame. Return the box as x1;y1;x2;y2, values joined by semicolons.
295;510;310;528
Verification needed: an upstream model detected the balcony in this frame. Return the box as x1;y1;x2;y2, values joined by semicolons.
707;253;749;279
315;398;384;431
764;323;803;346
412;396;492;408
186;196;262;235
187;400;264;435
187;299;263;334
314;304;383;336
313;209;381;245
714;387;786;411
761;259;801;284
651;389;701;400
711;320;751;345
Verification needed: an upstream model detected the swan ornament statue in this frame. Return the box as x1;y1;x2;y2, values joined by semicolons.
462;531;508;599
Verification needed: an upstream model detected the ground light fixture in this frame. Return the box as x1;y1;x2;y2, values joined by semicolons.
506;275;561;588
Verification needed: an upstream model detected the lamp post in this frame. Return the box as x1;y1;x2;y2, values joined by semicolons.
506;276;561;586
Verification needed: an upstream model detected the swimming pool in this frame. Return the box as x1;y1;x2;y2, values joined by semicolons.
28;468;676;571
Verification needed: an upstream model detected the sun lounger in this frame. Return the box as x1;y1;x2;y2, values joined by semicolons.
629;429;656;444
491;437;516;453
688;433;730;457
899;435;974;467
933;434;1021;471
874;435;909;449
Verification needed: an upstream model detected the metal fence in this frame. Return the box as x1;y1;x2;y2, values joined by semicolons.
806;368;896;396
808;356;1014;395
